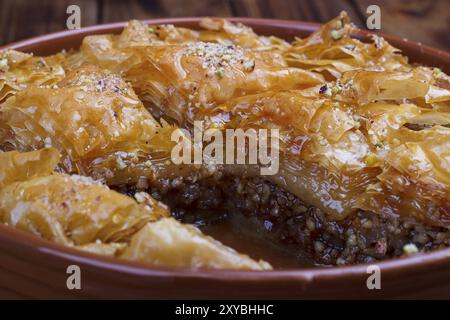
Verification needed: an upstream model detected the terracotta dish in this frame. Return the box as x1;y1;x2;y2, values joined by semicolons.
0;17;450;299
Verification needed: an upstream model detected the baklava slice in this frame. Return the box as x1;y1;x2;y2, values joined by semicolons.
284;11;410;80
0;49;66;103
0;148;270;270
0;65;180;185
66;20;324;126
170;65;450;265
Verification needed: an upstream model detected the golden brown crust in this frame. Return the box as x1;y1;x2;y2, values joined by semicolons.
121;218;271;270
0;149;271;269
0;50;66;103
0;65;176;182
0;147;60;189
0;174;158;245
65;20;323;126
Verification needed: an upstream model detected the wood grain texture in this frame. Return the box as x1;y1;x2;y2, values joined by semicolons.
0;0;448;51
100;0;233;22
356;0;450;51
228;0;365;26
0;0;97;45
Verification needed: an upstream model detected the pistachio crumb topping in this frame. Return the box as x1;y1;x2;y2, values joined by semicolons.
433;68;443;78
134;192;147;203
185;42;255;78
0;58;9;72
403;243;419;255
330;29;343;41
216;68;224;79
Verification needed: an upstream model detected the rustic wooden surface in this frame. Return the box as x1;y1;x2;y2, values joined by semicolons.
0;0;448;51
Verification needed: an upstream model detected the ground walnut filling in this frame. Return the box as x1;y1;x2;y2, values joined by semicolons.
1;11;450;269
120;172;449;267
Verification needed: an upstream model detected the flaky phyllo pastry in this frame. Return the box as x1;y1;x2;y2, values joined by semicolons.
0;148;270;269
0;11;449;267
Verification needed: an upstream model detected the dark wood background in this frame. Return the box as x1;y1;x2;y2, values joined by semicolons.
0;0;449;51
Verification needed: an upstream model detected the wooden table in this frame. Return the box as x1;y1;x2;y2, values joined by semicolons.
1;0;449;51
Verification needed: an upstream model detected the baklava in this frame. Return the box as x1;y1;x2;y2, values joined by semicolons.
0;11;449;268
